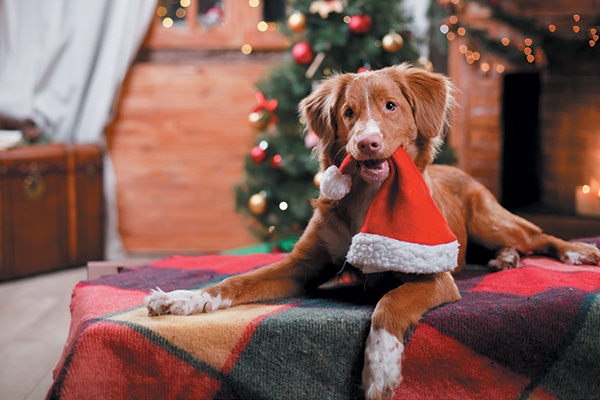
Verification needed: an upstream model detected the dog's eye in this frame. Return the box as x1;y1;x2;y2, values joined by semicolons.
385;102;397;111
345;108;354;118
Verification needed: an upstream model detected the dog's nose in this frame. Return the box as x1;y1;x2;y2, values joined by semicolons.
357;134;382;155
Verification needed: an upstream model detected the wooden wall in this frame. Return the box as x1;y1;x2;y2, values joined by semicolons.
106;0;288;255
107;55;282;254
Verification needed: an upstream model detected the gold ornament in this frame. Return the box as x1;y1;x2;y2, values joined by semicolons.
382;32;404;53
313;171;323;188
248;110;270;130
287;11;306;33
248;193;267;215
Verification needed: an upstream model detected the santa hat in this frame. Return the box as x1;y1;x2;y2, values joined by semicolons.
320;147;459;274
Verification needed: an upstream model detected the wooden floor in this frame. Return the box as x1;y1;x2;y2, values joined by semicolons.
0;266;87;399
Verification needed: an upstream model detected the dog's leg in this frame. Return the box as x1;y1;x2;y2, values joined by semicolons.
146;226;337;316
361;272;460;400
466;187;600;267
146;255;331;316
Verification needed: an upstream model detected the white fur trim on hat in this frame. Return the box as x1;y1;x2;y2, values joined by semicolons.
347;233;459;274
320;165;352;200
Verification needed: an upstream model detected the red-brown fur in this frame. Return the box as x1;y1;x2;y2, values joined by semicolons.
147;64;600;400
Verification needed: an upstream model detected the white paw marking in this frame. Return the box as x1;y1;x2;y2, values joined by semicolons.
563;250;585;265
562;243;600;265
145;288;232;316
488;248;520;270
362;328;404;400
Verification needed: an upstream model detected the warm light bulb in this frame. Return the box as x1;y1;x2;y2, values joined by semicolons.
257;21;268;32
548;24;556;33
582;185;591;194
241;44;253;55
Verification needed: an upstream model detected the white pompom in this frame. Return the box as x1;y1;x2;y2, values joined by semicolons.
320;165;352;200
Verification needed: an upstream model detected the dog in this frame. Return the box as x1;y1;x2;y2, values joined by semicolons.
146;64;600;400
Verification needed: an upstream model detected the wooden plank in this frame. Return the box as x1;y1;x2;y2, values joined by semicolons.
108;58;282;253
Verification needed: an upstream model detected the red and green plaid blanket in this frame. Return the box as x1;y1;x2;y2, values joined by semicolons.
48;253;600;399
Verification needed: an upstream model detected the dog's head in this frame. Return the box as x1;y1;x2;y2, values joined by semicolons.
299;64;455;182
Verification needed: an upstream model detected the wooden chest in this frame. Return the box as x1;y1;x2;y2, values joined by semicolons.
0;143;104;280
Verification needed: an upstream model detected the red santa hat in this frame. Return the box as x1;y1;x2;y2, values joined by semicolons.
320;147;459;274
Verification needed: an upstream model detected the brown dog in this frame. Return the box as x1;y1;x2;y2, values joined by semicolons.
146;64;600;400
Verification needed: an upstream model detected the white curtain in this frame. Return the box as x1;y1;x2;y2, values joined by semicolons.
0;0;157;259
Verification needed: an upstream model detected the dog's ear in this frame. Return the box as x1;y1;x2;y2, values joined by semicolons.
391;64;455;139
299;74;353;168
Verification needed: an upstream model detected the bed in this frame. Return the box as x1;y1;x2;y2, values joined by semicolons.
47;241;600;399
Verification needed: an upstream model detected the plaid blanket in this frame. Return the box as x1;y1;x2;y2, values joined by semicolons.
48;253;600;400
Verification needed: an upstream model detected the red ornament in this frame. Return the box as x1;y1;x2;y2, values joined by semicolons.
358;64;373;73
271;154;283;168
349;14;372;34
292;42;314;65
250;146;267;163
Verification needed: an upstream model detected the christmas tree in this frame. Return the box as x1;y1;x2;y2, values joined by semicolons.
235;0;426;244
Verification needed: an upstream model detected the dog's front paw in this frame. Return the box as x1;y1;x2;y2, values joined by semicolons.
145;289;231;316
561;242;600;266
362;328;404;400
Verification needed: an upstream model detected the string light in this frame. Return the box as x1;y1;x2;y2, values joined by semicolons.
438;0;596;75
